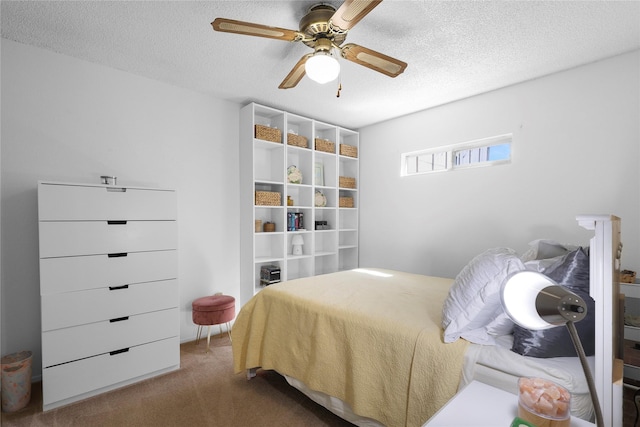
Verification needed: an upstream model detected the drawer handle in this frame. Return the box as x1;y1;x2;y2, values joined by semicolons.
108;284;129;291
106;187;127;193
107;220;127;225
108;253;128;258
109;316;129;323
109;348;130;356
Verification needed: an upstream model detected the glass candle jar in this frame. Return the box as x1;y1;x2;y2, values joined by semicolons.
518;377;570;427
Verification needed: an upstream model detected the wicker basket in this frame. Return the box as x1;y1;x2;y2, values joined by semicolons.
340;144;358;158
255;125;282;143
621;270;636;283
339;176;356;189
339;196;354;208
315;138;335;153
255;191;281;206
287;133;308;148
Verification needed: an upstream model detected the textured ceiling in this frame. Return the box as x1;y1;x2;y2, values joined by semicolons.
2;1;639;129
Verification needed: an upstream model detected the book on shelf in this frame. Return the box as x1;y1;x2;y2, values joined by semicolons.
287;212;305;231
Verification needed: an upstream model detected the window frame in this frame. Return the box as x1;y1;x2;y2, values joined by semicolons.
401;133;512;177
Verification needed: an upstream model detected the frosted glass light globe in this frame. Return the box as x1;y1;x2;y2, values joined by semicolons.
305;53;340;84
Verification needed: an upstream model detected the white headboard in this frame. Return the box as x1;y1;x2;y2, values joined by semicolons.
577;214;623;427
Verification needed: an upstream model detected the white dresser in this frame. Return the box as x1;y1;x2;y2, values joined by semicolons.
38;181;179;411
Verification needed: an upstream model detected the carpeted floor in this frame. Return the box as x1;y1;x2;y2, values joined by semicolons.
1;335;354;426
5;335;638;426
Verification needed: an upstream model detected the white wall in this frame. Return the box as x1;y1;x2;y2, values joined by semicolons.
2;37;638;381
359;51;640;279
1;39;241;378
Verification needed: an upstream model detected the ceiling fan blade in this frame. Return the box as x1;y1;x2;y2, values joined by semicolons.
279;54;313;89
211;18;303;42
330;0;382;33
341;43;407;77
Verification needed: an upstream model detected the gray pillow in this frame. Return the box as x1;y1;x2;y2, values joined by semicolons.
511;247;595;358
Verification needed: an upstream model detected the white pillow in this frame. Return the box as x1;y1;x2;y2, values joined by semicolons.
442;248;526;345
520;239;579;272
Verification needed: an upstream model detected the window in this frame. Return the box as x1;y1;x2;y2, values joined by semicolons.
401;134;512;176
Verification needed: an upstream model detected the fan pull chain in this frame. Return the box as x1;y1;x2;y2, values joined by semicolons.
336;80;342;98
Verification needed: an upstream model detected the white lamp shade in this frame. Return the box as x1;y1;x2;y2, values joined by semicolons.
291;235;304;246
305;53;340;84
501;270;587;331
501;271;560;330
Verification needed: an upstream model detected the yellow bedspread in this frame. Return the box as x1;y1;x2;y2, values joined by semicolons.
231;268;469;427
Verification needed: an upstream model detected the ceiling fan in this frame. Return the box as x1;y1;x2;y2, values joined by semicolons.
211;0;407;89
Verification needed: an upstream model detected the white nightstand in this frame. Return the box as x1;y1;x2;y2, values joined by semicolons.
423;381;595;426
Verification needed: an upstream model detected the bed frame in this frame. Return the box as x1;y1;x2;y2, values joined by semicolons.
577;214;623;426
243;214;623;426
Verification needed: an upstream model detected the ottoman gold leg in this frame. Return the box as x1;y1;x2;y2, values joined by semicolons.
195;325;203;345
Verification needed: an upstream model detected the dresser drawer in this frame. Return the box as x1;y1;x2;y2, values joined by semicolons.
42;336;179;409
42;308;178;367
41;279;178;331
39;221;177;258
40;250;177;294
38;182;176;221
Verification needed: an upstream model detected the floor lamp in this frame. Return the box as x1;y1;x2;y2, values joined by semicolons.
501;271;604;426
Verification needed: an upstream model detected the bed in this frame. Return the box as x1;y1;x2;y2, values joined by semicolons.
231;215;623;427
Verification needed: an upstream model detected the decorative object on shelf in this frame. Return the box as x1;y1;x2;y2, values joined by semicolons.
287;195;294;206
315;162;324;186
287;165;303;184
501;271;604;427
100;175;117;185
315;191;327;207
340;143;358;158
255;191;281;206
260;265;281;286
287;132;308;148
291;234;305;255
315;220;329;230
254;124;281;143
622;269;636;283
263;222;275;232
255;220;262;233
339;176;356;189
339;196;354;208
315;138;335;153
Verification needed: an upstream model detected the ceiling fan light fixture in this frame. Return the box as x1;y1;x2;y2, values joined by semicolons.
305;51;340;84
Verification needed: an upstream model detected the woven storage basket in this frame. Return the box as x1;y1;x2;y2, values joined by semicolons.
339;176;356;189
287;133;308;148
255;191;281;206
315;138;335;153
255;125;282;143
339;197;354;208
340;144;358;158
621;270;636;283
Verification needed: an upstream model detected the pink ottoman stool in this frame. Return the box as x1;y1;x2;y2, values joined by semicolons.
192;294;235;352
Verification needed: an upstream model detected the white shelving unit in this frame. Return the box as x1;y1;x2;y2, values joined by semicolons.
240;103;359;305
621;280;640;382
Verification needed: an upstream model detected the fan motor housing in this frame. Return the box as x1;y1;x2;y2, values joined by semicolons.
299;4;346;47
